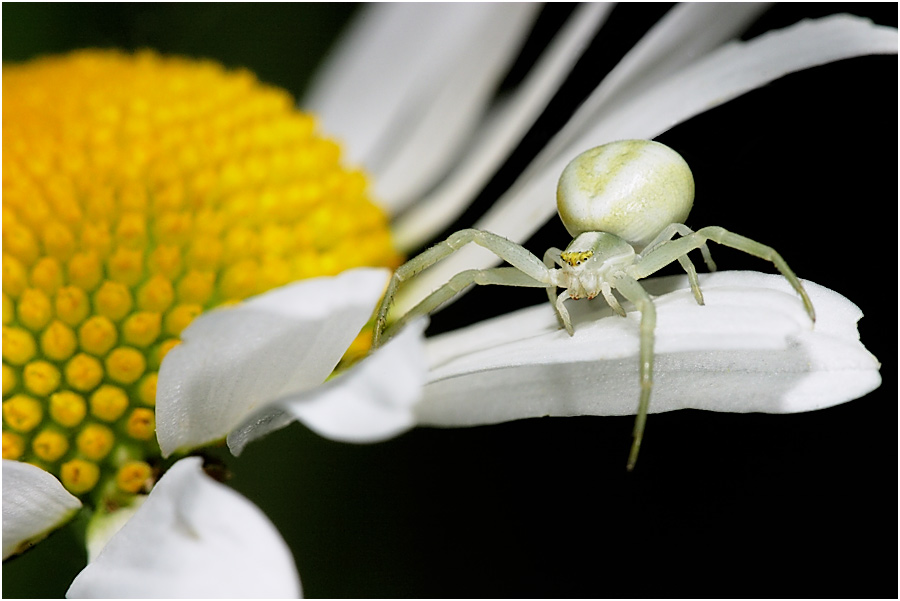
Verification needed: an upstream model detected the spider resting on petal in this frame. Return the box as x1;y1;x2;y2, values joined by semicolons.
373;139;815;470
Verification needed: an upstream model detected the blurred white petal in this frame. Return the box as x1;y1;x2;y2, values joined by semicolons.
228;318;428;455
305;3;539;212
85;498;145;563
2;460;81;560
305;4;456;164
418;272;880;426
503;3;770;196
67;458;300;599
156;268;389;457
370;4;539;210
393;3;613;251
396;15;898;316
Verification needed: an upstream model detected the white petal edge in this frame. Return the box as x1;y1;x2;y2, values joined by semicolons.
156;267;389;457
498;3;770;200
67;457;301;599
305;3;538;212
392;2;614;252
85;497;146;563
227;318;428;455
371;4;540;212
394;15;898;316
2;460;81;560
305;4;471;166
417;272;880;426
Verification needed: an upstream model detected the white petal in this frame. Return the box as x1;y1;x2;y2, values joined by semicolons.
305;3;538;213
156;268;389;457
501;3;769;197
305;4;450;165
228;318;428;455
2;460;81;560
67;458;300;599
85;497;145;563
417;272;880;426
371;4;539;212
394;15;898;316
392;3;613;252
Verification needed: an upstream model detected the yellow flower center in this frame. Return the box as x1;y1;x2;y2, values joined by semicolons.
2;49;401;499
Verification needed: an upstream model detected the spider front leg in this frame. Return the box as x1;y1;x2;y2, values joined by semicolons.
373;229;551;347
611;273;657;471
630;226;815;322
542;248;575;330
640;223;717;306
380;267;547;342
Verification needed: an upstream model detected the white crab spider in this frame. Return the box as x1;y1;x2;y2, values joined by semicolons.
373;139;815;470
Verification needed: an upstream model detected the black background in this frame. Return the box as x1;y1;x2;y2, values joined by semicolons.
3;4;897;598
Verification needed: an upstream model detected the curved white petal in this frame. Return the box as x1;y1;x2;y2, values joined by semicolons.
370;4;539;211
417;272;880;426
393;3;614;252
305;4;458;165
85;497;145;563
156;268;389;457
305;3;539;213
2;460;81;560
228;318;428;455
395;15;898;316
501;3;770;198
67;458;300;599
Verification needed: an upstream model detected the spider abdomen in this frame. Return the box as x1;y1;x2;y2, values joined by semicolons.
556;140;694;249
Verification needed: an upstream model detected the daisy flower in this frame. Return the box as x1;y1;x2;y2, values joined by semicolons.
2;4;894;598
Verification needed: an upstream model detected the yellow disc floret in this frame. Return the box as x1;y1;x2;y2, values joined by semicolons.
89;385;129;422
23;361;61;396
93;281;134;322
30;258;65;296
116;460;153;494
3;430;26;460
32;429;70;462
40;321;78;361
60;459;101;495
3;394;43;432
49;391;87;428
78;316;118;356
65;353;104;392
17;288;53;331
3;49;402;499
76;423;115;461
55;286;91;326
122;312;162;348
2;364;16;396
125;408;156;441
2;294;14;326
2;327;36;366
105;347;146;385
137;373;158;407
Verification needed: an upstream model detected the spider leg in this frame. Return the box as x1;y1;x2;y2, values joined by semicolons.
640;223;716;306
543;248;567;328
381;267;547;341
641;223;717;271
555;289;574;335
630;226;815;322
611;273;657;471
676;255;705;306
374;229;551;346
600;282;626;317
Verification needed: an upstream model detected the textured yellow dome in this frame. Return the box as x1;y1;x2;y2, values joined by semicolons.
3;49;401;498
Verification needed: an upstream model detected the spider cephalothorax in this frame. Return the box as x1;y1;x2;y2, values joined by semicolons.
373;139;814;470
